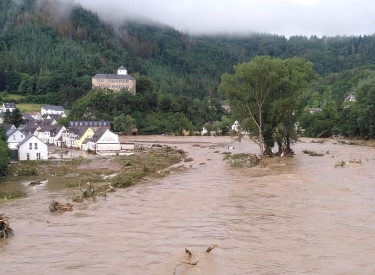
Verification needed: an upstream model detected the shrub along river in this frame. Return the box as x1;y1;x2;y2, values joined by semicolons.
1;136;375;274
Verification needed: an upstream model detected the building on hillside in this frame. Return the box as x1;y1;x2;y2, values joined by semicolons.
1;102;16;112
344;92;356;102
41;105;65;116
220;101;231;112
17;135;48;160
309;108;322;114
92;65;136;94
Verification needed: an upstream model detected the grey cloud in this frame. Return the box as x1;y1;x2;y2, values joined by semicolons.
69;0;375;37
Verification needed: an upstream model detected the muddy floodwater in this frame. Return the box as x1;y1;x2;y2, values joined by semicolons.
1;136;375;275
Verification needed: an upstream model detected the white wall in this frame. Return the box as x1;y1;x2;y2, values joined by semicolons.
7;130;26;149
18;136;48;160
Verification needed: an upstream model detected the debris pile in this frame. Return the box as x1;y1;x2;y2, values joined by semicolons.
0;214;14;238
49;200;73;212
302;150;324;156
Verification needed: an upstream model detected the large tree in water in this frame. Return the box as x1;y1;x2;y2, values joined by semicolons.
219;56;315;157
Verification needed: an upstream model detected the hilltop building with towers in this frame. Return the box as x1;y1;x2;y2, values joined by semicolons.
92;65;136;94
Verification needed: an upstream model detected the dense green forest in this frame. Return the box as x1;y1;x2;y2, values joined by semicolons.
0;0;375;138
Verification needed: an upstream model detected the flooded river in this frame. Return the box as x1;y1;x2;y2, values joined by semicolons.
1;136;375;274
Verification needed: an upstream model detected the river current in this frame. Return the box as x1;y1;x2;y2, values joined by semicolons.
1;136;375;275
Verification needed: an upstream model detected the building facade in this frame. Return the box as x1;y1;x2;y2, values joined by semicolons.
92;66;136;94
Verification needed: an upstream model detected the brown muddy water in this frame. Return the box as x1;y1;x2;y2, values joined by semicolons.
1;136;375;275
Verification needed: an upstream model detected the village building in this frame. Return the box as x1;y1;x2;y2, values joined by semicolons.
42;114;63;120
40;105;65;116
37;125;66;146
92;65;136;94
6;129;26;150
20;124;41;136
26;111;42;121
69;120;111;129
1;102;16;113
17;135;48;161
22;113;36;124
309;108;322;114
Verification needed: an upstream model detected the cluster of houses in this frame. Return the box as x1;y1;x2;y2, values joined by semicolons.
1;103;132;161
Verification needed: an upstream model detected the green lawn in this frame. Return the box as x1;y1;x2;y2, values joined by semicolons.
2;93;26;101
16;103;43;113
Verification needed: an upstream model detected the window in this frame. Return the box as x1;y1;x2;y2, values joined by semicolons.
29;143;32;150
35;143;38;149
36;153;41;160
27;153;30;160
13;135;15;140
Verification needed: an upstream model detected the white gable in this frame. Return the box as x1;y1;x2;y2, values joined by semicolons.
97;130;119;144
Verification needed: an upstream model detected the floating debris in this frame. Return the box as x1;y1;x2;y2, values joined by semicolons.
0;214;14;238
206;244;218;254
49;200;73;212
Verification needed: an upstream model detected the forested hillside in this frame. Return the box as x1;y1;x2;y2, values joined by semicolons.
1;0;375;137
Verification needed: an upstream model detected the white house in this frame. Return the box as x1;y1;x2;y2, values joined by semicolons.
41;105;65;116
231;120;240;131
1;102;16;113
37;125;66;145
6;129;26;149
82;128;121;152
17;135;48;160
94;129;121;152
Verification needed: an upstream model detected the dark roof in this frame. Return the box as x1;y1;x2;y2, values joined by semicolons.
21;124;40;134
93;128;107;141
6;129;17;137
82;137;92;144
42;114;61;120
118;65;126;70
67;127;90;139
42;105;64;111
69;121;110;128
92;74;135;80
17;124;28;130
38;119;55;126
39;125;63;135
23;113;35;121
3;102;16;108
3;123;15;132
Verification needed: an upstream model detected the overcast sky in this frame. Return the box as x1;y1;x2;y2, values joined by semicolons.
75;0;375;37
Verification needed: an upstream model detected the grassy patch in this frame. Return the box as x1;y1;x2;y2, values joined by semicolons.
0;190;27;200
111;146;184;188
223;153;263;167
16;103;44;113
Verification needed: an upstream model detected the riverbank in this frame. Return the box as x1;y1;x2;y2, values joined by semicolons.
0;143;185;200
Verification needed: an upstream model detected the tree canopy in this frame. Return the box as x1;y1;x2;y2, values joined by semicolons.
219;56;315;157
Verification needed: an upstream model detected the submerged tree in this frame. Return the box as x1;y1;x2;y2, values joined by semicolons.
219;56;315;157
